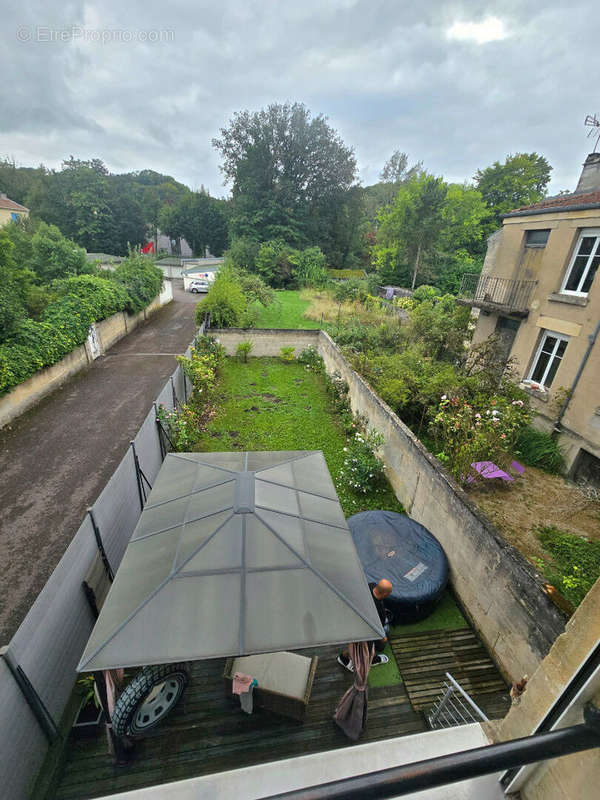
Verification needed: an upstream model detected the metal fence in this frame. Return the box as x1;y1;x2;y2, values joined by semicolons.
0;325;201;800
427;672;489;730
459;273;537;314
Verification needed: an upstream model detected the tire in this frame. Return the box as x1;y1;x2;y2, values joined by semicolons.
190;288;198;293
112;663;189;737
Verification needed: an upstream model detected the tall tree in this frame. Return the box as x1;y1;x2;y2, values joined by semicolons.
376;173;447;289
160;191;228;256
212;103;357;259
474;152;552;222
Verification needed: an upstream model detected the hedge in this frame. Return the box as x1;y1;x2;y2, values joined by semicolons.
0;260;164;396
328;268;368;280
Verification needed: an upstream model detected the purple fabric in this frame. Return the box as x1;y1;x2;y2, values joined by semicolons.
511;460;525;475
471;461;514;481
333;642;373;741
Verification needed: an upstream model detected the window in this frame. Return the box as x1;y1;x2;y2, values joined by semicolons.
525;229;550;247
528;331;569;388
561;229;600;296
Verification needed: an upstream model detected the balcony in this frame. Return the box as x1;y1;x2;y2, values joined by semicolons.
458;273;537;316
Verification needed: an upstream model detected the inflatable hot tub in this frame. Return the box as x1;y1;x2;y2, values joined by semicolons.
348;510;449;624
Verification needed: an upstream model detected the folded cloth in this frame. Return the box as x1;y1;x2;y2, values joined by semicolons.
233;672;254;695
232;672;258;714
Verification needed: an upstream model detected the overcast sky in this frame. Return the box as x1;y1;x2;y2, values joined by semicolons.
1;1;598;197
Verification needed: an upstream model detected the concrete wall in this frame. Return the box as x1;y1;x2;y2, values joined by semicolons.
0;284;173;429
211;328;320;357
493;577;600;800
471;210;600;472
316;330;567;682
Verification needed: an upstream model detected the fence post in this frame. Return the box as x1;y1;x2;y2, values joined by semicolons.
87;508;114;582
130;441;146;510
170;376;178;410
0;646;59;743
154;402;165;460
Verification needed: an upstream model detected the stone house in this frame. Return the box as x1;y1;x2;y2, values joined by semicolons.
461;153;600;483
0;192;29;226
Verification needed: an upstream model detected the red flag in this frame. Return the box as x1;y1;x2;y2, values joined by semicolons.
141;241;155;254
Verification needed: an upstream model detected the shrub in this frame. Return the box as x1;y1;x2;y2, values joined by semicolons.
536;525;600;606
291;247;329;288
51;274;131;320
236;341;253;362
195;271;247;328
515;426;565;474
431;395;530;483
156;404;202;451
112;252;163;313
29;222;89;282
298;346;324;373
225;237;260;272
279;346;295;362
193;334;226;368
328;269;367;280
255;239;297;288
339;429;386;494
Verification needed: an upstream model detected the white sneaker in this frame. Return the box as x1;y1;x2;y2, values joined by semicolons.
371;654;389;666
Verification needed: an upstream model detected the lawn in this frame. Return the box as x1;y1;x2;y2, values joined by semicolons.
252;290;322;329
195;357;403;517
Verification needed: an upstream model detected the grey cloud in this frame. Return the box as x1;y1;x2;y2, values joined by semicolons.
0;0;598;194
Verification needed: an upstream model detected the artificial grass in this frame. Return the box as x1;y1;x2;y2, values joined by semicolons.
251;290;321;329
389;591;468;636
195;357;404;517
367;642;403;688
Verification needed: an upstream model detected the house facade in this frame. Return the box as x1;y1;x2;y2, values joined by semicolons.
0;192;29;226
462;153;600;483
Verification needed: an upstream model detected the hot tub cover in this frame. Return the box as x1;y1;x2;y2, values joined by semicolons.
347;510;449;623
78;451;384;671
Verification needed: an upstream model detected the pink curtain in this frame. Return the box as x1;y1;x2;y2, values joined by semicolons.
333;642;373;740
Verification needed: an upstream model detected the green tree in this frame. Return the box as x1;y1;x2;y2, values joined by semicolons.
290;246;329;287
376;173;447;289
213;103;357;257
29;222;89;283
474;152;552;221
225;237;260;272
160;190;228;256
255;239;298;288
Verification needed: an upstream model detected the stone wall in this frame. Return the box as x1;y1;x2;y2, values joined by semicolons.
0;285;173;429
316;330;567;682
210;328;320;357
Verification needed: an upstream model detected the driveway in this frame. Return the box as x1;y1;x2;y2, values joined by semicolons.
0;282;199;640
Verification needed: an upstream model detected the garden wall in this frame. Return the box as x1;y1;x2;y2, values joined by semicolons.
210;327;568;682
0;282;173;429
211;328;320;357
316;330;567;683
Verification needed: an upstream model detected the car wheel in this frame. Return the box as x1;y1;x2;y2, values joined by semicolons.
190;288;198;293
112;663;189;737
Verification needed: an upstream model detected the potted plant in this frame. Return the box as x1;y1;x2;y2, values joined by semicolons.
73;674;103;738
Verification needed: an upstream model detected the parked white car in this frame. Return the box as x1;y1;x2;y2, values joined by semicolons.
188;280;209;293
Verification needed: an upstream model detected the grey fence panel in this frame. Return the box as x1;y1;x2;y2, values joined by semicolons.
91;447;140;570
172;364;186;407
9;515;98;720
156;380;174;411
0;659;47;800
134;407;163;487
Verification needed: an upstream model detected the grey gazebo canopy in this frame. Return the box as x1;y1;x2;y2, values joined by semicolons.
78;451;384;671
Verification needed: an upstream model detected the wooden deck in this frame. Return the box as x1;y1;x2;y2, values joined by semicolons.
50;635;509;799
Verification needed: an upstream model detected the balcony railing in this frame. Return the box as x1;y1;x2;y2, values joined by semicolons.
459;273;537;315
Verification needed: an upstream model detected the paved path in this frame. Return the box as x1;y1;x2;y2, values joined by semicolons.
0;284;198;641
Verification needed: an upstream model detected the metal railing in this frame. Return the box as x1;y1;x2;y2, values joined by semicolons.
428;672;489;729
459;273;537;314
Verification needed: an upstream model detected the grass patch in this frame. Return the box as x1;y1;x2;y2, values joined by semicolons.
367;642;403;688
389;591;468;636
251;290;321;329
194;358;404;517
535;525;600;607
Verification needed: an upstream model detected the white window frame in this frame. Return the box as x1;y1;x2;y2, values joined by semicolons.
527;331;569;389
560;228;600;296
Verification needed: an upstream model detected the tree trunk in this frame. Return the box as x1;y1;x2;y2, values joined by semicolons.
411;244;421;290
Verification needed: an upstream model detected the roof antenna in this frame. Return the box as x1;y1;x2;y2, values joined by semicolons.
584;114;600;152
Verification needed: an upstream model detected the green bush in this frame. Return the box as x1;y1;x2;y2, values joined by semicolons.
52;274;131;321
339;429;386;494
195;271;247;327
536;526;600;606
291;247;329;288
298;346;324;373
112;252;163;313
236;341;253;362
515;426;565;474
279;346;295;362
